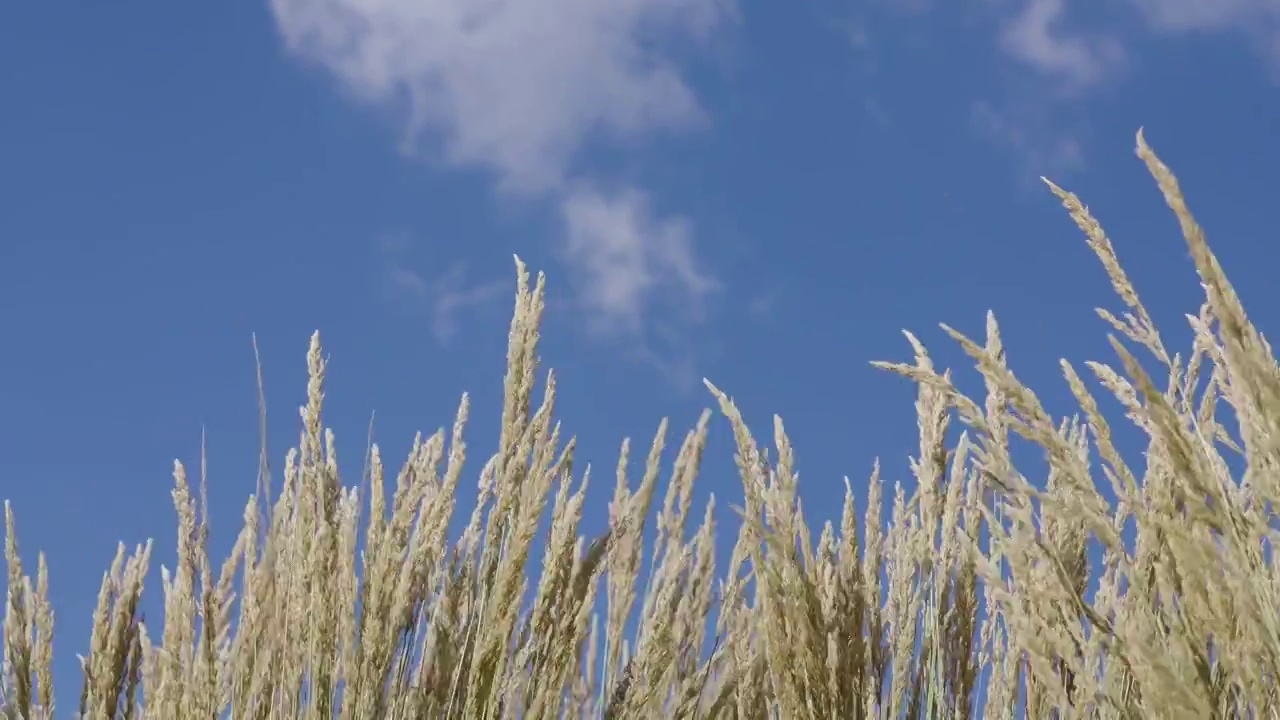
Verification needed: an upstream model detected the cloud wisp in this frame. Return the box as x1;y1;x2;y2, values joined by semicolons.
997;0;1125;93
560;185;717;338
848;0;1279;178
271;0;732;348
379;237;509;346
1130;0;1280;37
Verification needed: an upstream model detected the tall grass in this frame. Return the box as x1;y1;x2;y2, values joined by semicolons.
4;130;1278;719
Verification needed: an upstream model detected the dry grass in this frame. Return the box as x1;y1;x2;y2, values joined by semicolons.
4;130;1279;719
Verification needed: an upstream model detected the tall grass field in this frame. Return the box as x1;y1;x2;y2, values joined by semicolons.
5;132;1278;718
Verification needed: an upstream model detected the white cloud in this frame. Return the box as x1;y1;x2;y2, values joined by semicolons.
995;0;1280;86
1127;0;1280;72
560;185;716;337
982;0;1280;173
270;0;731;193
270;0;731;349
1128;0;1280;35
998;0;1125;92
842;0;1280;178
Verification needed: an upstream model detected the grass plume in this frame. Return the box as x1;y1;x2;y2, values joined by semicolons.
4;130;1278;718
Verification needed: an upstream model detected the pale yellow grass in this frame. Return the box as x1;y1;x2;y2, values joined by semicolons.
3;130;1277;718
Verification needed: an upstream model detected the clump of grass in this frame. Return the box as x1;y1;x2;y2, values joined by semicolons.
4;130;1278;718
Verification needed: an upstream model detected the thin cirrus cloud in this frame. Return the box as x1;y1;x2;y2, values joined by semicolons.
960;0;1280;176
268;0;734;344
379;237;509;346
560;185;718;339
1130;0;1280;36
995;0;1280;92
998;0;1126;93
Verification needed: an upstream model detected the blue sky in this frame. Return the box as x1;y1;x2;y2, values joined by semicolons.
3;0;1280;707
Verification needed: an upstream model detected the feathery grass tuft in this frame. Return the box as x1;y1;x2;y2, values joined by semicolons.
4;131;1278;718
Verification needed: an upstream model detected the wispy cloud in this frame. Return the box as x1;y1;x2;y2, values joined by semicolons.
984;0;1280;171
379;237;507;346
996;0;1280;84
1128;0;1280;74
840;0;1280;178
978;0;1124;177
970;99;1085;181
997;0;1125;93
560;185;717;338
1129;0;1280;35
270;0;734;352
